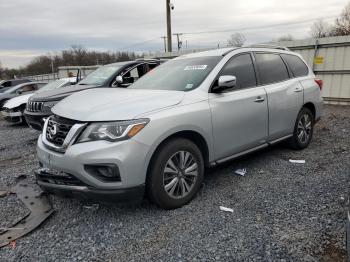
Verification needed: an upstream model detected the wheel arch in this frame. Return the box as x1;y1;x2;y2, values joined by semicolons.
145;130;211;182
303;102;316;119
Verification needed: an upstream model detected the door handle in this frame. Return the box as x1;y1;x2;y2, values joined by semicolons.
293;87;303;93
254;96;265;103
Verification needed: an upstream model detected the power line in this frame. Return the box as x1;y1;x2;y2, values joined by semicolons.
182;15;338;35
118;15;338;51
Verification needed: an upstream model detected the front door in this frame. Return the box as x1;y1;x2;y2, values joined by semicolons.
209;53;269;160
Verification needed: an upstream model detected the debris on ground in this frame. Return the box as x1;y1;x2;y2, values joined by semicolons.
0;181;54;248
234;168;247;176
10;241;16;249
0;190;8;198
219;206;234;213
83;204;100;210
15;174;27;182
289;159;306;164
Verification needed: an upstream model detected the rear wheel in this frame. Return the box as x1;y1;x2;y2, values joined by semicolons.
147;138;204;209
288;107;314;150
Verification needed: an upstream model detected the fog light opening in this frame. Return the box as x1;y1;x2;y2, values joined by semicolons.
84;164;121;182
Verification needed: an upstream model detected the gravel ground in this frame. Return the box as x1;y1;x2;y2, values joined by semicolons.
0;105;349;262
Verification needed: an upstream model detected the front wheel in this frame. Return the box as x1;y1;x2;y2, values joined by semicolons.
147;138;204;209
288;107;314;150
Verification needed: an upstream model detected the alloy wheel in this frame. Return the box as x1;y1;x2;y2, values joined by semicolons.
297;113;312;144
163;151;198;199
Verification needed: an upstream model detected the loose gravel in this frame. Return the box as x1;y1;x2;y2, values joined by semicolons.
0;105;349;261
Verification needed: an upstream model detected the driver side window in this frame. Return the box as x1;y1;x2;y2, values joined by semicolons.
220;54;257;90
119;64;146;87
129;67;140;81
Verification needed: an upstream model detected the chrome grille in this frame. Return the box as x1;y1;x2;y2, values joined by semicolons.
27;101;44;112
45;116;75;147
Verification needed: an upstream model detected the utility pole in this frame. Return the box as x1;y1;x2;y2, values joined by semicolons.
173;33;183;51
166;0;172;52
161;36;167;52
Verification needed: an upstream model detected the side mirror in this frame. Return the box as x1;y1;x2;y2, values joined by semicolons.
212;75;237;93
116;75;123;84
16;90;22;95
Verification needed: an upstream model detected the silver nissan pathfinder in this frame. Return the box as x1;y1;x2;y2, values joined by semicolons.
35;46;323;209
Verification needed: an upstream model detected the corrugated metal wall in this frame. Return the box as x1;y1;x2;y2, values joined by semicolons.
278;36;350;105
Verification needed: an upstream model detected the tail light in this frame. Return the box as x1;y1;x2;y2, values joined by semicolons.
315;79;323;90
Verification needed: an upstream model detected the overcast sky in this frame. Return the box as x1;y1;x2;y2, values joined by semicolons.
0;0;348;68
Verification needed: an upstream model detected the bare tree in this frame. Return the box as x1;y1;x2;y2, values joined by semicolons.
329;2;350;36
277;34;295;41
227;33;246;47
310;19;330;38
1;46;141;78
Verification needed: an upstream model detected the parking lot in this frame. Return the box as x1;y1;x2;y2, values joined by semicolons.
0;104;349;261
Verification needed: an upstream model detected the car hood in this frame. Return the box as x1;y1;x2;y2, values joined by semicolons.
31;84;99;102
3;93;33;109
52;88;185;121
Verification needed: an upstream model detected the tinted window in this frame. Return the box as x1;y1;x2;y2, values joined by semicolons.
255;53;289;85
3;81;12;87
147;63;158;70
281;54;308;77
220;54;256;89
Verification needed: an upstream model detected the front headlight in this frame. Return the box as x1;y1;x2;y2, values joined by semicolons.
77;119;149;143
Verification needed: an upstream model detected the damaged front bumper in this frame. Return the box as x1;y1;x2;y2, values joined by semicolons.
35;168;144;203
1;109;23;124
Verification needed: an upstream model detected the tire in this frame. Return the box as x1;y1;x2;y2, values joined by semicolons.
20;106;27;125
0;99;8;109
147;138;204;209
288;107;314;150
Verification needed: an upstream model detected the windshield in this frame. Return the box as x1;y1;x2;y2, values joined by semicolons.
4;84;21;94
37;80;69;93
78;66;120;86
130;56;221;91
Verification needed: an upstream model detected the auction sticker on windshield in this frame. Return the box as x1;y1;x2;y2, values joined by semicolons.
184;65;208;70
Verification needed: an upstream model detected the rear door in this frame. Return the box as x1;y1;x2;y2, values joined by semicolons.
254;52;304;141
209;53;269;160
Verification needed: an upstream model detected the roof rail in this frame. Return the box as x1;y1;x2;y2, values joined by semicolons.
245;44;290;51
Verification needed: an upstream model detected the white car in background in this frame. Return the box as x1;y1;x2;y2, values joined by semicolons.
1;77;77;124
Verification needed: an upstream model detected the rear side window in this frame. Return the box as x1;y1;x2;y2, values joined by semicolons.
281;54;309;77
220;53;257;89
255;53;289;85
